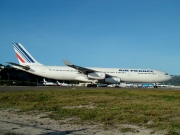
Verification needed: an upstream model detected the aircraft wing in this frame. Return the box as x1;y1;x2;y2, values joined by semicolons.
7;62;30;70
63;59;95;74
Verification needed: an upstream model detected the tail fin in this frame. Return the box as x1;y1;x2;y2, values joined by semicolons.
13;43;42;65
43;78;47;82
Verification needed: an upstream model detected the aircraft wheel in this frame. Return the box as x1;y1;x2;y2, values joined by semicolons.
87;84;97;88
87;84;92;87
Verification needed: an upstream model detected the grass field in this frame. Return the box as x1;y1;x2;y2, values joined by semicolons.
0;88;179;134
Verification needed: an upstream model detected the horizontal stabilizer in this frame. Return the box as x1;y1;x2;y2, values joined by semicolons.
7;62;30;70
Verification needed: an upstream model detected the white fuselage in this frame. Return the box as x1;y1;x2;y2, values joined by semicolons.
11;43;172;84
14;65;172;83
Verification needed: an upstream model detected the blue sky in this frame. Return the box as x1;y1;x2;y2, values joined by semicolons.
0;0;180;75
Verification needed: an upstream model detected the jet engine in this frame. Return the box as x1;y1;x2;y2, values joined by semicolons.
88;72;106;80
105;77;120;84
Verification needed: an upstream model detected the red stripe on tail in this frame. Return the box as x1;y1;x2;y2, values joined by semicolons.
16;53;25;63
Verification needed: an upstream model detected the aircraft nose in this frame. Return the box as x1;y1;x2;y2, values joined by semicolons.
167;75;172;81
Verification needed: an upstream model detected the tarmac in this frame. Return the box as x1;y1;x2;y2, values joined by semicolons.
0;86;180;92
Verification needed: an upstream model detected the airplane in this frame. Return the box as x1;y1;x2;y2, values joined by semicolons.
42;78;57;86
56;81;71;86
7;43;172;87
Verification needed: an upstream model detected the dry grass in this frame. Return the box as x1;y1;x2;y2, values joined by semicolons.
0;88;179;134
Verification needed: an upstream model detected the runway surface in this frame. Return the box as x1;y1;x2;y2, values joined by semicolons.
0;86;180;92
0;86;75;92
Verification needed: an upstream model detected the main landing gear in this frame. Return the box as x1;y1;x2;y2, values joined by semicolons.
87;84;97;88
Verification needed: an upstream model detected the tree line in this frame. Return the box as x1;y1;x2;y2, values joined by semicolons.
164;75;180;86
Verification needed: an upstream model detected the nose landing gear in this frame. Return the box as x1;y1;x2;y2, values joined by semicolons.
154;83;158;88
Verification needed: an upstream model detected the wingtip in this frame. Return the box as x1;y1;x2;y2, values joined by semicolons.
63;59;73;66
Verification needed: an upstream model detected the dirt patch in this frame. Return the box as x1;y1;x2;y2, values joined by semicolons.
0;109;166;135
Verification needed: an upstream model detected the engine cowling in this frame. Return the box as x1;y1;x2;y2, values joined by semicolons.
105;77;120;84
88;72;106;80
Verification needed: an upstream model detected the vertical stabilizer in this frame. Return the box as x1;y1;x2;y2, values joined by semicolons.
13;43;42;65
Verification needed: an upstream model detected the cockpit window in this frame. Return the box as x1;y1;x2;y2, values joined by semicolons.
165;73;168;75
